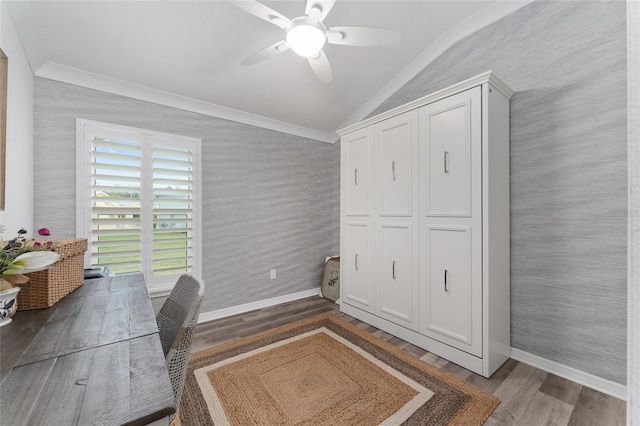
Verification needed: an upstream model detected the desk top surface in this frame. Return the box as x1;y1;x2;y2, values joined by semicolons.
0;273;176;425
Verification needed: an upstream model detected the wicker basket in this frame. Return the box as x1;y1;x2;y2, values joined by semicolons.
17;238;88;310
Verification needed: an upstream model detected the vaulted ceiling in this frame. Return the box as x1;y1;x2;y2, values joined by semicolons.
7;0;530;142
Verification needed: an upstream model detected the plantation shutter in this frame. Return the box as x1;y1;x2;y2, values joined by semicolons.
79;119;201;295
91;136;143;273
152;143;194;277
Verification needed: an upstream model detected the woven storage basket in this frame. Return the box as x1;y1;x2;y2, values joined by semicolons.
17;238;88;310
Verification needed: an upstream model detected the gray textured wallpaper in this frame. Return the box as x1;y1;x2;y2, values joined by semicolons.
371;1;627;384
33;79;340;315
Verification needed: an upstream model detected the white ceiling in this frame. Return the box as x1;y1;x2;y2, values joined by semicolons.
6;0;530;142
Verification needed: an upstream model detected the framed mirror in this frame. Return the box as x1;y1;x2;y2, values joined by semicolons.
0;48;7;211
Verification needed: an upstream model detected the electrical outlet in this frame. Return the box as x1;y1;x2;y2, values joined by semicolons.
270;269;276;279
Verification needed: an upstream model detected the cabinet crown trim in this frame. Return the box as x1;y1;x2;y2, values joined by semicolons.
337;71;513;136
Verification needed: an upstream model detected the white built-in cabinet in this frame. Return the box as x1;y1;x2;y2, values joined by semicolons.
339;72;513;378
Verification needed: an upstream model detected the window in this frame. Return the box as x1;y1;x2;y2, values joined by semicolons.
77;119;201;295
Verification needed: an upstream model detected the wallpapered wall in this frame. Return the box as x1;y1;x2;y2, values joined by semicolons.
370;1;627;384
33;79;340;315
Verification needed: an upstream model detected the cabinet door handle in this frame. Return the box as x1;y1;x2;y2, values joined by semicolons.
392;260;396;279
444;151;450;173
355;253;359;271
392;161;396;181
444;269;448;291
354;168;359;186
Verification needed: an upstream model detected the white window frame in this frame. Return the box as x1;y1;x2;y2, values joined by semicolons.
76;118;202;296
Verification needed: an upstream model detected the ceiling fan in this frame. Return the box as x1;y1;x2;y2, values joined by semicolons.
229;0;401;83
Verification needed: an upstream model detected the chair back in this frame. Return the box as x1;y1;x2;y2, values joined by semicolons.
156;274;205;421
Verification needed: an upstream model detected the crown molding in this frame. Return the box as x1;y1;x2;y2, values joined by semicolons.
35;62;339;144
338;0;534;131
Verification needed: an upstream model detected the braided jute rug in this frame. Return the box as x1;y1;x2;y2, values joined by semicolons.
178;313;499;425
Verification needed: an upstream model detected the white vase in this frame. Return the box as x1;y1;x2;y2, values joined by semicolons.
0;286;21;327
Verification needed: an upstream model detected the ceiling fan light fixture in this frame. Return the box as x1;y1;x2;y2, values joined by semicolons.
286;18;326;57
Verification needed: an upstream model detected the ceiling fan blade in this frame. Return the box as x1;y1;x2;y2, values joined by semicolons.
327;26;401;46
307;49;333;83
228;0;291;29
241;40;289;66
305;0;336;22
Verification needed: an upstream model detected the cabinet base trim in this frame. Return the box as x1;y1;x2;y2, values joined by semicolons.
341;303;500;377
510;348;626;401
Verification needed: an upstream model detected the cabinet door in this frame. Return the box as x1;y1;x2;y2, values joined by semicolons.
421;226;481;356
378;111;416;216
344;129;371;216
421;87;480;217
343;222;374;312
378;223;415;327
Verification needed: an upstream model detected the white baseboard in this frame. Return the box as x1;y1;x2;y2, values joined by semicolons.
197;288;322;323
510;348;627;401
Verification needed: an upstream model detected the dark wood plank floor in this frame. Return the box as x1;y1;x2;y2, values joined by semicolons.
192;296;626;425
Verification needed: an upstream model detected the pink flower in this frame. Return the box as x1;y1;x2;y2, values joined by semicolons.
37;228;51;236
34;241;42;247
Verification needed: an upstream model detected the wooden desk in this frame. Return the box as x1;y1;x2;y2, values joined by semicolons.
0;273;175;425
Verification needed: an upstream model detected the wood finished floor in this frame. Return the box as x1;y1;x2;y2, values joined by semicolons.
192;296;626;426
